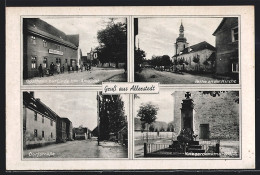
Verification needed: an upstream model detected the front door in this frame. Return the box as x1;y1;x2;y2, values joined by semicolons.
71;59;76;70
199;124;209;139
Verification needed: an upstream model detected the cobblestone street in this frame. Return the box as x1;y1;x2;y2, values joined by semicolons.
24;138;128;159
135;68;236;84
23;67;126;85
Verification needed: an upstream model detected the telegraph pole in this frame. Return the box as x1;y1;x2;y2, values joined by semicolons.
97;92;100;146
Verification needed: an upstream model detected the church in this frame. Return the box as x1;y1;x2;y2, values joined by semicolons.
172;22;216;73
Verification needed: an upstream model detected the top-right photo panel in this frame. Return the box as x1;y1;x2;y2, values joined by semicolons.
134;17;239;84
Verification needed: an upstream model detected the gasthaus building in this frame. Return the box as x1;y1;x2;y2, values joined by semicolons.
23;18;80;79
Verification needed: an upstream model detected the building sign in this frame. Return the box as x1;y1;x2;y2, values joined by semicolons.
48;49;63;55
93;53;98;59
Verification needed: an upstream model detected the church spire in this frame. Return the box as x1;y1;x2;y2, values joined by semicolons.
179;20;184;37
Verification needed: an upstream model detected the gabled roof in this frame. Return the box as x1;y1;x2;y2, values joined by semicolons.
23;92;59;121
207;52;216;62
212;18;227;36
24;18;79;49
67;35;79;47
61;117;72;124
173;41;215;57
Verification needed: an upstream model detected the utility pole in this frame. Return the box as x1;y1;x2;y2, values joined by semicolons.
97;92;100;146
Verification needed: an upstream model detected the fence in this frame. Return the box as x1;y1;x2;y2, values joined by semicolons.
144;143;171;156
199;140;220;153
144;139;220;157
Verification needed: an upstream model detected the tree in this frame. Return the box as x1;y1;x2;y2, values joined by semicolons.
97;19;127;68
149;124;155;132
161;55;172;67
160;126;165;132
137;102;159;142
200;91;239;104
98;94;127;141
135;48;146;72
178;58;185;71
193;55;200;71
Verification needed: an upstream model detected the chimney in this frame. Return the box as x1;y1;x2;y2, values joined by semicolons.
29;91;34;98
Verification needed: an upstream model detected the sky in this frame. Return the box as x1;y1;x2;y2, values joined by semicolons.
41;17;126;56
134;89;175;123
136;17;223;59
34;91;129;130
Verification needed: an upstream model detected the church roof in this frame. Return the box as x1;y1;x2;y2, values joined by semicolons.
173;41;215;57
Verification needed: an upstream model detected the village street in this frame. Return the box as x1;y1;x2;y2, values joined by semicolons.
23;67;126;85
24;138;128;158
135;68;232;84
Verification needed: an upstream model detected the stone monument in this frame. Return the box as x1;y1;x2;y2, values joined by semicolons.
180;92;194;131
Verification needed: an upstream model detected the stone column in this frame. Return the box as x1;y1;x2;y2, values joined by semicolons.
180;92;194;131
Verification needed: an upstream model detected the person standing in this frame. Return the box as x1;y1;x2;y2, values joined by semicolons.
62;64;65;73
50;62;55;75
38;64;43;77
56;63;60;74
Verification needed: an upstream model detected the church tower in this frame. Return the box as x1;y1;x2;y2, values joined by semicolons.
175;21;189;55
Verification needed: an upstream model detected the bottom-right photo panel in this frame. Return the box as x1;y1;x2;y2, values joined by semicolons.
134;90;240;158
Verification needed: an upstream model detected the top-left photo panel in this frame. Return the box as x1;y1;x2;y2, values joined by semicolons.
22;17;128;86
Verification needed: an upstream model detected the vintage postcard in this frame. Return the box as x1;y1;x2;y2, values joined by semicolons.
6;6;254;170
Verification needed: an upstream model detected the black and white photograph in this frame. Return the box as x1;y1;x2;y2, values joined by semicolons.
134;90;240;158
23;91;128;158
23;17;127;85
134;17;239;84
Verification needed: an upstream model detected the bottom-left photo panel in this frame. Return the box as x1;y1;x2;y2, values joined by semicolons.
22;91;129;159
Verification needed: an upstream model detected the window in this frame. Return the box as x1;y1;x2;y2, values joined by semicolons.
51;132;53;138
65;59;67;63
34;129;38;137
56;44;61;51
56;58;61;64
42;131;44;138
232;62;239;72
31;36;36;45
34;112;37;121
42;116;44;123
43;40;47;47
31;56;37;69
232;27;238;42
50;120;53;126
43;57;47;68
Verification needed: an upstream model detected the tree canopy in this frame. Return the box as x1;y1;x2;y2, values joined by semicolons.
134;48;146;72
98;94;127;140
97;19;127;68
150;55;172;67
137;102;159;125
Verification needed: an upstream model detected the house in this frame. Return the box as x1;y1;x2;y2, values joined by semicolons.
212;17;239;76
23;92;57;149
73;126;90;140
23;18;79;79
56;117;67;143
61;118;73;141
173;41;216;72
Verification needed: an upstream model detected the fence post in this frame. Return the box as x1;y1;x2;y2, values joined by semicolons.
144;143;147;157
216;140;220;154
